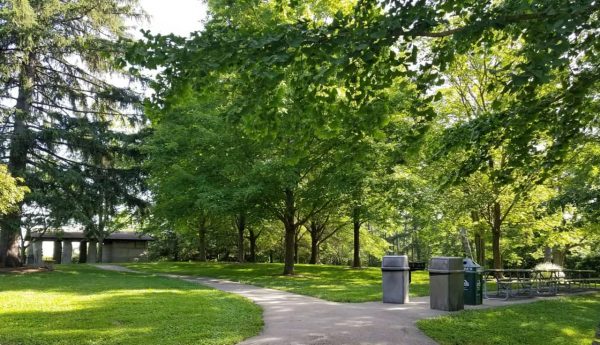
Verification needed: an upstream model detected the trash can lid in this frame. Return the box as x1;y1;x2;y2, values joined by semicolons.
429;256;463;272
382;255;409;270
463;258;481;270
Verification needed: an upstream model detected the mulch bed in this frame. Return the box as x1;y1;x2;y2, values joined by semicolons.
0;266;53;274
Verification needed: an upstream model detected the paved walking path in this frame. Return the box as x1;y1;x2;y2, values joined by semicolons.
95;264;557;345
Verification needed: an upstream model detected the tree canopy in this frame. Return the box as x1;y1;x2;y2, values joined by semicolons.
1;0;598;272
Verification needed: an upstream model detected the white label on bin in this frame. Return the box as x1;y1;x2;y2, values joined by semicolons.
464;280;469;288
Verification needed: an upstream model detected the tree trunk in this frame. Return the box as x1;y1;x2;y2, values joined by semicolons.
471;211;485;266
79;241;88;263
87;241;97;263
96;239;103;263
284;222;295;274
236;213;245;263
0;55;35;267
0;229;21;267
492;201;502;270
459;228;472;257
20;228;30;264
309;235;320;264
294;231;300;264
552;248;566;267
414;232;422;261
198;218;207;262
352;207;361;268
247;229;258;263
544;247;553;263
282;189;296;275
308;221;321;264
53;240;62;264
474;232;485;266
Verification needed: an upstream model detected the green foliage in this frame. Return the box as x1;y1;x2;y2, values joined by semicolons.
417;294;600;345
0;165;27;216
0;265;262;345
129;0;599;270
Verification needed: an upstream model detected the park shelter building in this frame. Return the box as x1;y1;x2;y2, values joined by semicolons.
27;231;153;265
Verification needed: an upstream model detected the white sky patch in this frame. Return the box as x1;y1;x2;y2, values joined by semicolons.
132;0;208;38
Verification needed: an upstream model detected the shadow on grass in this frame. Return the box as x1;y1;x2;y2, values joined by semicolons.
0;289;261;345
0;265;168;295
418;294;600;345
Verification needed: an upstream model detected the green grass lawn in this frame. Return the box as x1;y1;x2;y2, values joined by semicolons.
0;265;262;345
124;261;429;302
417;293;600;345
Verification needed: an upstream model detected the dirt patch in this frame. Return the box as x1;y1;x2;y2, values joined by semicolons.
0;266;53;274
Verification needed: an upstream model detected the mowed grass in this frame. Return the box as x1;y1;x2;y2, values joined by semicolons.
417;293;600;345
0;265;262;345
125;261;429;302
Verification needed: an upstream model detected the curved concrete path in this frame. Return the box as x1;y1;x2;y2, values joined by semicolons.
96;265;564;345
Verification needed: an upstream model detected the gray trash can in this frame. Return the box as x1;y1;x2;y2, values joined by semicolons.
382;255;410;304
429;256;464;311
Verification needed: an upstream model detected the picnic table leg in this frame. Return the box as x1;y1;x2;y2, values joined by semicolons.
483;279;488;299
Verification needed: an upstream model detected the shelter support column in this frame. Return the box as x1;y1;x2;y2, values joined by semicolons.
61;241;73;264
87;241;98;263
33;240;43;266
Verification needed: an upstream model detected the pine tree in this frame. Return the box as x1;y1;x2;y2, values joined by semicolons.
0;0;145;266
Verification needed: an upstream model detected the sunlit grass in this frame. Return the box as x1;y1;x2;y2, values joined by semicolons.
0;265;262;345
417;293;600;345
125;261;430;302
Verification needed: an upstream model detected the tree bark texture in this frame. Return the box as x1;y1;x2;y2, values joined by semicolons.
352;207;361;268
247;229;259;263
492;201;502;270
0;55;35;267
236;213;245;263
53;240;62;264
79;241;88;263
309;234;320;264
198;218;207;262
282;189;296;275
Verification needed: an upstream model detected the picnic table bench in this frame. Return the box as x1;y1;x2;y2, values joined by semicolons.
561;269;600;290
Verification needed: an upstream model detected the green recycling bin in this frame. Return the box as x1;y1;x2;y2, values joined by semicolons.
463;258;483;305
